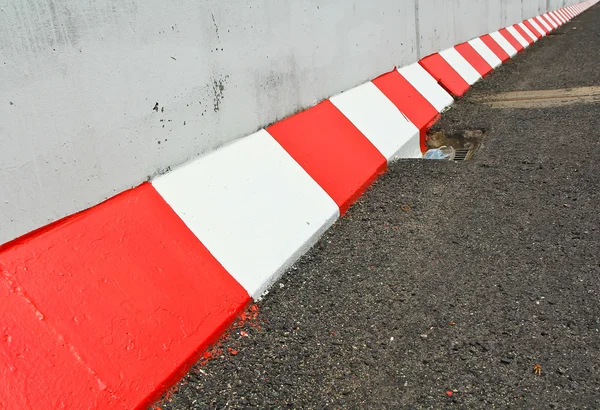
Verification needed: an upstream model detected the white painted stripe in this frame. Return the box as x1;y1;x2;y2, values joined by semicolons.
397;63;454;113
153;130;339;299
551;10;566;24
528;18;547;37
517;22;538;43
535;16;553;32
556;9;568;23
330;82;421;161
556;9;570;22
468;37;502;68
548;11;563;25
565;7;575;18
506;26;529;48
549;11;563;25
439;47;481;85
489;31;518;57
543;13;559;28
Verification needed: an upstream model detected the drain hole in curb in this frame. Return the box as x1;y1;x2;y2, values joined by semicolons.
453;149;471;161
425;129;486;161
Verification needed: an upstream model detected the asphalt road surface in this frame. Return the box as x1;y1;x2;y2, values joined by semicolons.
157;6;600;409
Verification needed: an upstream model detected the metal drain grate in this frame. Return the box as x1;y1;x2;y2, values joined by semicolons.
454;149;471;161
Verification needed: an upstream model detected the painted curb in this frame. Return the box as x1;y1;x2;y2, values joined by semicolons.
0;1;596;408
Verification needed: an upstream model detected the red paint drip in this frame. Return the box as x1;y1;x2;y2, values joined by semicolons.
195;303;262;368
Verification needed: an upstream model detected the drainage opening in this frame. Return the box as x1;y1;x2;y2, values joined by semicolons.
425;129;485;161
453;149;472;161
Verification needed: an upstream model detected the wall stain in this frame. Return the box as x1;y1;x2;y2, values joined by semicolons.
211;13;220;41
212;75;229;112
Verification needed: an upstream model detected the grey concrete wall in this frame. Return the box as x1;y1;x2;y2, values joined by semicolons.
0;0;583;245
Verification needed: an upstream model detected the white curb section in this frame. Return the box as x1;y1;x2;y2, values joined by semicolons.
397;63;454;113
506;26;530;48
468;38;503;68
527;18;547;36
153;130;340;299
544;12;559;28
517;23;539;42
439;47;482;85
330;82;421;161
535;15;553;32
489;31;518;57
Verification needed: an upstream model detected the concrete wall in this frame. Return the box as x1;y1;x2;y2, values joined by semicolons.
0;0;582;245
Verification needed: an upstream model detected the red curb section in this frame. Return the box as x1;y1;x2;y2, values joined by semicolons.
513;24;534;45
499;28;525;52
523;20;543;39
539;14;556;29
535;17;551;35
267;100;387;215
455;42;494;77
480;34;512;62
418;53;470;96
0;183;250;409
0;278;123;409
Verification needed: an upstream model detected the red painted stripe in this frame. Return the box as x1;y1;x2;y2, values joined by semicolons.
372;70;440;153
455;42;494;77
372;70;439;132
0;183;250;410
550;11;564;24
539;14;556;30
267;101;387;214
556;9;569;21
552;11;566;24
544;13;561;28
513;24;534;45
499;28;525;53
534;16;551;34
566;7;576;18
480;34;511;62
419;53;470;97
523;20;543;39
0;278;124;409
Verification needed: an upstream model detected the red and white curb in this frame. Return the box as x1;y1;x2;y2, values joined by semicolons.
0;2;596;409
